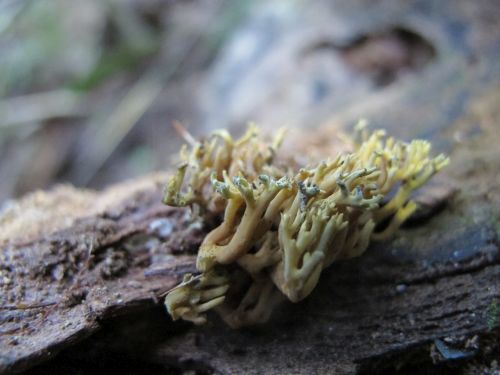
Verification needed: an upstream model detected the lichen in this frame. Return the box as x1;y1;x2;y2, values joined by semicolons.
162;122;449;328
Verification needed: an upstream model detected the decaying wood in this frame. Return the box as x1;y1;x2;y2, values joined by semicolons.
2;0;500;373
2;80;500;375
0;177;201;374
1;111;499;374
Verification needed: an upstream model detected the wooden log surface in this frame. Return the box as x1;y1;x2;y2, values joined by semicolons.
1;0;500;374
1;100;499;373
0;176;200;373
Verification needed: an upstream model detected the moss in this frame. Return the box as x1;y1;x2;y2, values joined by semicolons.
162;122;449;328
487;299;498;332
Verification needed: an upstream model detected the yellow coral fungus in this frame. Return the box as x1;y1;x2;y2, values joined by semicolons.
162;122;449;328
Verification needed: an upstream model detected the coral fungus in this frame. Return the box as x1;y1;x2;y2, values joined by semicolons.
162;122;449;328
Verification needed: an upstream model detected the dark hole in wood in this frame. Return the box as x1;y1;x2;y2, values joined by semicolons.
304;26;437;87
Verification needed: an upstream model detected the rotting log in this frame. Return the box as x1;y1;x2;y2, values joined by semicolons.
2;0;500;370
1;98;499;373
0;176;201;374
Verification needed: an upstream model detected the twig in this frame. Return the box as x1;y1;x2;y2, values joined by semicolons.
0;90;85;128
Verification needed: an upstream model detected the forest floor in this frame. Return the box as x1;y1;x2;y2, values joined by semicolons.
1;0;499;374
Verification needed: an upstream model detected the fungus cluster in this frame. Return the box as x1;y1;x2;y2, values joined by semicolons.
162;122;448;328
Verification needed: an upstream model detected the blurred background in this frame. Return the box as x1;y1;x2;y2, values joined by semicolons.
0;0;498;203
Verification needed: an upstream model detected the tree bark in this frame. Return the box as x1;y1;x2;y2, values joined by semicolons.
1;112;499;373
1;0;500;372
